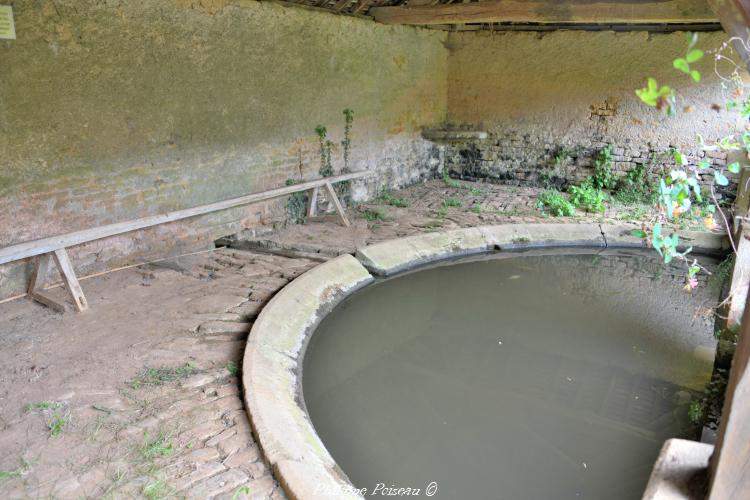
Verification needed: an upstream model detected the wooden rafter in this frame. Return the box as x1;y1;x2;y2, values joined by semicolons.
370;0;718;26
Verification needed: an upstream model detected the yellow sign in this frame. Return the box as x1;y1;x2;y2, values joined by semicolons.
0;6;15;40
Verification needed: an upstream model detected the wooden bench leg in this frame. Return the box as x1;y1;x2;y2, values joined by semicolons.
28;253;67;313
323;181;350;227
306;186;319;218
27;249;89;313
53;248;88;312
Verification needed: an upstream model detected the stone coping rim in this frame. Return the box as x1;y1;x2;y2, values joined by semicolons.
241;223;728;500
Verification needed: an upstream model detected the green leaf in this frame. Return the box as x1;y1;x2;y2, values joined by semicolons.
728;162;742;174
690;70;701;82
673;58;690;73
653;223;662;238
648;77;658;92
714;171;729;186
686;49;704;63
698;159;711;169
630;229;648;238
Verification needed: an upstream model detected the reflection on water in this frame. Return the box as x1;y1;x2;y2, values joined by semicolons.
303;251;717;499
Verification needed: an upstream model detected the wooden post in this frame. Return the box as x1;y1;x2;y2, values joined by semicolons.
323;182;350;227
708;289;750;498
27;254;66;313
53;249;88;312
27;249;89;313
306;186;319;218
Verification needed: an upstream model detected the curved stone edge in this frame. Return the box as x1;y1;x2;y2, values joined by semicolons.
601;224;731;255
356;223;731;276
242;254;373;500
355;223;606;276
243;223;729;499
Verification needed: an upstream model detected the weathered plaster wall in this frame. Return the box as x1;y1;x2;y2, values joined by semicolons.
0;0;447;298
444;31;731;187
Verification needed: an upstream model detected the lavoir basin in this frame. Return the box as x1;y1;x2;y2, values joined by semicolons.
242;225;724;500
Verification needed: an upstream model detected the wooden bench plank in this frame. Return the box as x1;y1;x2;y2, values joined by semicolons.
0;171;369;266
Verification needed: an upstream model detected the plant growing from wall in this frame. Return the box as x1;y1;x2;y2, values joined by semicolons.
285;179;307;224
341;109;354;174
315;125;334;178
592;144;617;190
613;157;657;205
336;109;355;202
632;33;743;290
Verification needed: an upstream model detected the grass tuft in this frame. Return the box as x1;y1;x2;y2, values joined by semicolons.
139;430;174;462
129;364;196;389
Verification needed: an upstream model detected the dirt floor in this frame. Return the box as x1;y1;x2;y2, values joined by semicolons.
0;179;715;499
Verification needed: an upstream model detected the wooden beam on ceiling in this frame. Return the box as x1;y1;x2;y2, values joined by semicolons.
370;0;719;26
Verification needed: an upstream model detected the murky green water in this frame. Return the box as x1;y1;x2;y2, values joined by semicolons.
303;250;717;499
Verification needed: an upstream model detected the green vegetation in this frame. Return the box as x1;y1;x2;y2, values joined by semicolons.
468;186;483;196
568;178;606;213
688;399;703;424
442;173;464;189
0;460;30;482
592;145;617;190
536;190;575;217
48;413;68;437
25;401;63;412
381;192;409;208
226;361;238;376
25;401;69;438
341;109;354;173
360;208;386;222
129;364;196;389
232;485;252;500
315;125;334;178
285;179;307;224
468;203;482;214
613;160;655;205
142;476;175;500
710;255;734;290
443;197;463;208
139;430;174;462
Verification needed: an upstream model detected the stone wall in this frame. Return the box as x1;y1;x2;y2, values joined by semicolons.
0;0;448;299
443;31;734;191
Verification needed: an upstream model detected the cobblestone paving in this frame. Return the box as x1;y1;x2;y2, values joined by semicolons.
0;178;714;499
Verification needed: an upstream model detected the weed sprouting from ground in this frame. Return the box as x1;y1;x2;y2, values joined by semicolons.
536;190;575;217
380;192;409;208
232;485;252;499
129;364;196;389
142;475;175;500
25;401;69;437
568;178;606;213
226;361;238;376
25;401;63;412
359;208;386;222
442;197;463;208
285;179;307;224
139;430;174;462
0;459;30;482
442;173;464;189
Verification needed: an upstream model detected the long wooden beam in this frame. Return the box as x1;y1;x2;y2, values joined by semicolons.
370;0;718;26
0;171;370;266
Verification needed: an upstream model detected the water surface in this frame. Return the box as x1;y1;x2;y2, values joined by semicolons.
303;250;717;499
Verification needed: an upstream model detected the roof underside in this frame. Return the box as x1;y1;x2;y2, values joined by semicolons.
282;0;723;31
